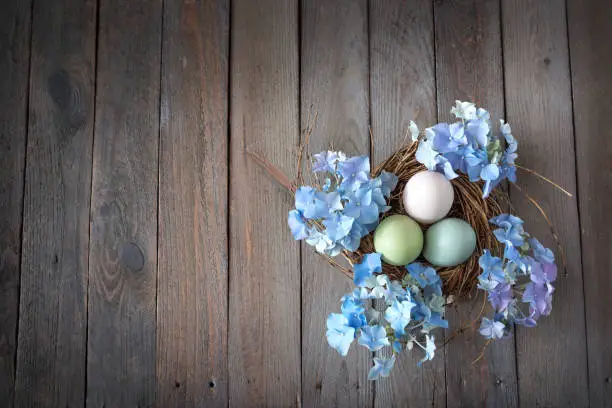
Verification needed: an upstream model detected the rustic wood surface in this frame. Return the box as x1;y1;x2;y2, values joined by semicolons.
502;1;589;406
0;0;30;404
229;1;301;406
14;0;96;406
567;1;612;405
86;0;161;406
157;0;229;406
0;0;609;407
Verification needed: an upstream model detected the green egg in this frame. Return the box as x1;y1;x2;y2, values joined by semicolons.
423;218;477;267
373;215;423;266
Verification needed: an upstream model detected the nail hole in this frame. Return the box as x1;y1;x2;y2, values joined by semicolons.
209;380;216;389
175;381;180;388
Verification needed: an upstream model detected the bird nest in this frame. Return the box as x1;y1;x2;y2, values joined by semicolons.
344;142;503;296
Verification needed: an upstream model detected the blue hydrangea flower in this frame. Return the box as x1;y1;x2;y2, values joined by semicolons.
414;102;518;198
338;156;370;190
466;118;490;147
344;187;380;225
314;191;343;218
341;293;365;315
425;312;448;330
464;148;489;181
407;263;441;288
478;250;505;283
451;100;478;120
479;317;506;340
326;313;356;356
514;308;537;328
529;238;555;264
294;188;343;220
378;171;399;196
477;214;557;339
504;245;529;273
358;325;390;351
415;138;438;170
384;299;415;335
294;186;317;218
288;210;309;240
370;275;407;303
409;120;420;142
312;151;344;173
340;222;368;252
528;258;557;285
488;282;513;312
353;253;382;287
368;355;396;381
430;122;467;154
323;213;354;242
500;120;517;156
418;335;436;366
435;155;460;179
291;152;400;257
490;214;525;247
522;281;554;317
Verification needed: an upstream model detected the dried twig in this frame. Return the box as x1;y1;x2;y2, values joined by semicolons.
515;164;573;197
246;150;296;193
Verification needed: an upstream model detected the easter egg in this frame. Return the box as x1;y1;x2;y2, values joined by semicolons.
423;218;476;267
403;170;454;224
373;215;423;266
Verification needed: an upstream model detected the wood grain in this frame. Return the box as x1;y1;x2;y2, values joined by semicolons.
567;3;612;406
13;0;96;406
300;1;372;406
434;1;519;406
156;0;229;406
86;0;161;406
0;0;31;405
501;0;589;406
229;1;301;406
369;1;446;406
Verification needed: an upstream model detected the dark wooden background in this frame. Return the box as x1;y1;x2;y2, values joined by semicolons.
0;0;610;407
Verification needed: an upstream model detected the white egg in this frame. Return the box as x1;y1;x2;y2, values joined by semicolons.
402;170;454;224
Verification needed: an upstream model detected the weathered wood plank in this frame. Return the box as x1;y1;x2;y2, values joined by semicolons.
156;0;229;406
300;1;372;406
501;0;588;406
0;0;31;405
567;3;612;406
229;1;301;406
369;1;446;406
434;1;518;406
13;0;96;406
86;0;161;406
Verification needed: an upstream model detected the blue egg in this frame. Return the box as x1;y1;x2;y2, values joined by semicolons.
423;218;476;267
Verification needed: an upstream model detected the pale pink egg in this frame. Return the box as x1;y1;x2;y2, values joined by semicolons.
402;170;454;224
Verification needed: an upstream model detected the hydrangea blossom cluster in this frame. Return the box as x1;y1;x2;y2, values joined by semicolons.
326;253;448;380
477;214;557;339
414;100;517;198
288;152;398;256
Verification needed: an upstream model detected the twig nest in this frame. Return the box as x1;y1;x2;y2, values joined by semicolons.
348;142;503;296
